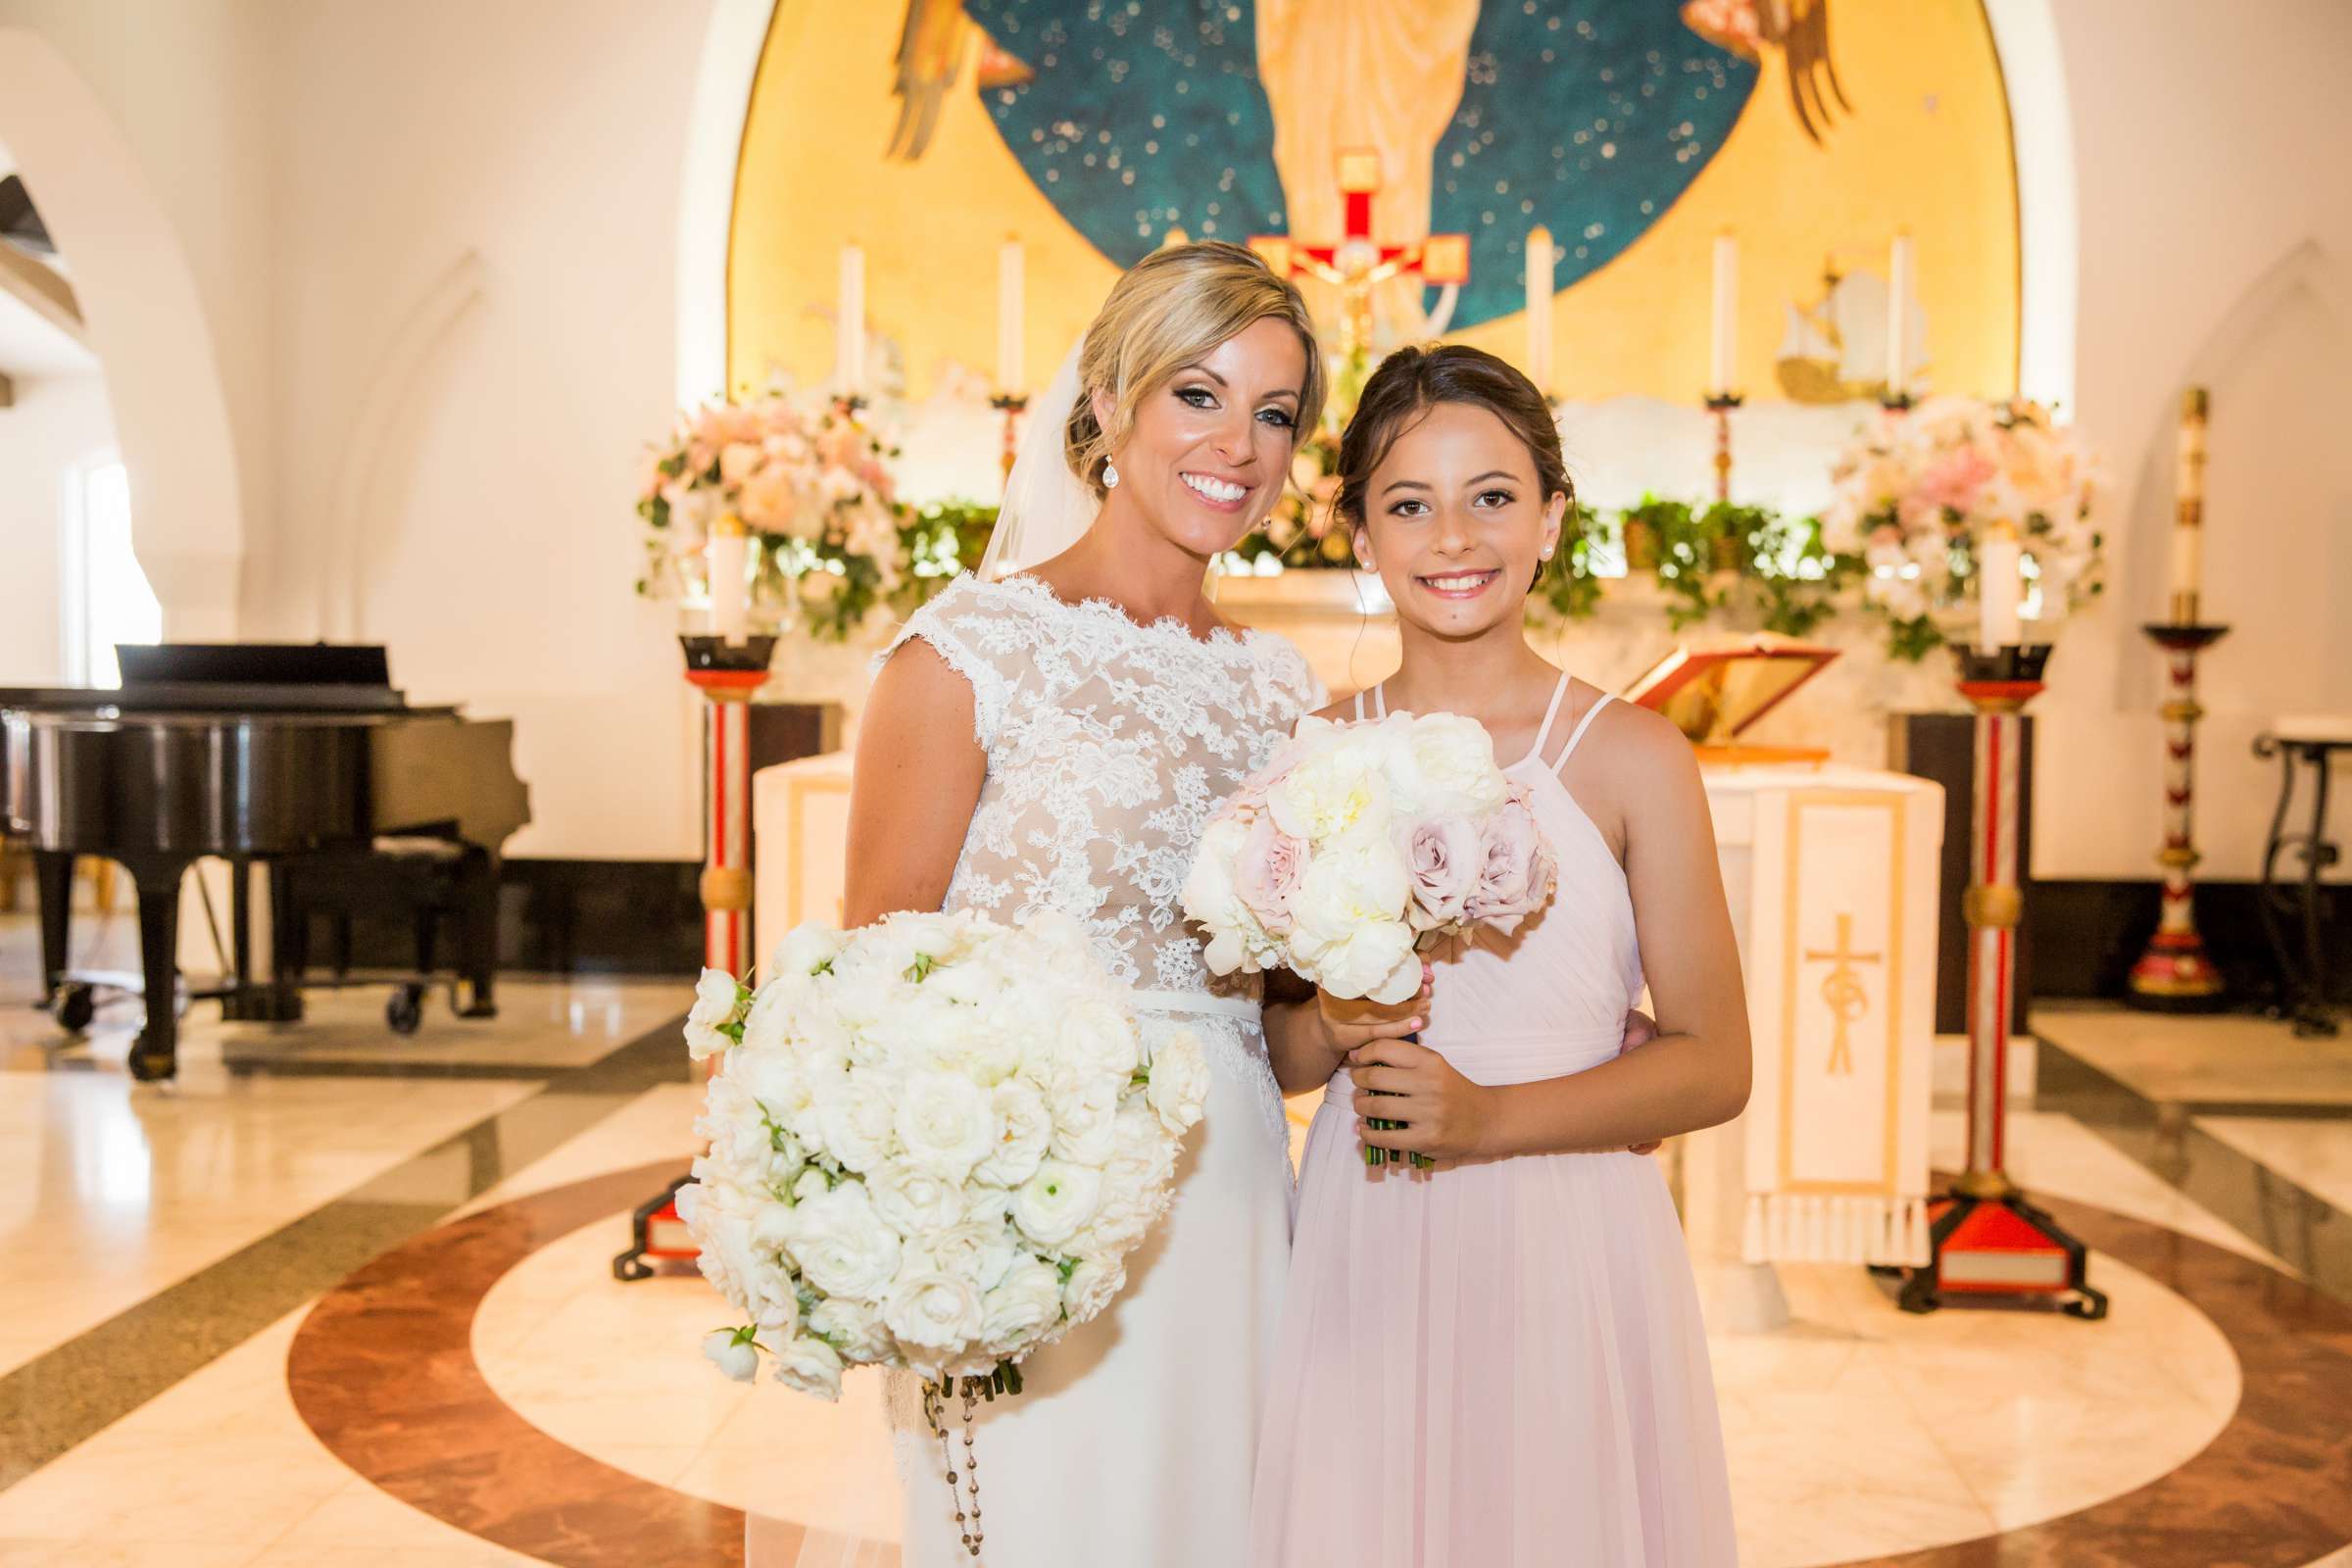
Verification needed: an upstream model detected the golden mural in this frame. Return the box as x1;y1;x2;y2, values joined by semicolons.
728;0;2019;408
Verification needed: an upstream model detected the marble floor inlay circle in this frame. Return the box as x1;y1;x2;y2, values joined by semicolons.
289;1160;2352;1568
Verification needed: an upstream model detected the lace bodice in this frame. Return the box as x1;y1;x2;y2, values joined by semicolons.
884;572;1326;995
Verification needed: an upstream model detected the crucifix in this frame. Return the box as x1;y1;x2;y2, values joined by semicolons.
1249;148;1469;416
1805;911;1881;1075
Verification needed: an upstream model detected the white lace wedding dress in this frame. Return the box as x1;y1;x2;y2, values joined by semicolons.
872;570;1322;1567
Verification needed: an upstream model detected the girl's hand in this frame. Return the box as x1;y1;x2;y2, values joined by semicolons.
1346;1038;1494;1162
1315;963;1433;1065
1620;1008;1663;1156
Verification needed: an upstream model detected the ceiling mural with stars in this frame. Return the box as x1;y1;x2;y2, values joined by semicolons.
729;0;2017;407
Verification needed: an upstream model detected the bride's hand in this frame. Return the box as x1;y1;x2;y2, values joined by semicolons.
1346;1038;1494;1162
1620;1008;1664;1156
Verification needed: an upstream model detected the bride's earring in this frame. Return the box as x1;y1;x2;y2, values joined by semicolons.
1102;460;1120;490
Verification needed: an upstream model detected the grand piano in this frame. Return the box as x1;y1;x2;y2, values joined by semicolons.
2;644;530;1080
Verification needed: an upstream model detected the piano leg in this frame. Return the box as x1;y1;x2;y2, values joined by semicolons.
31;850;72;1004
122;855;192;1082
220;858;299;1022
269;860;309;1021
460;848;498;1017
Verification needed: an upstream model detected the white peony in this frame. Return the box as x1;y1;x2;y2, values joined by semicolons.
1269;745;1392;846
884;1269;986;1351
1045;1073;1122;1166
769;1333;845;1400
894;1070;1000;1183
781;1182;902;1298
815;1071;901;1175
1181;814;1273;977
738;979;797;1054
1396;711;1508;819
808;1295;893;1363
979;1256;1066;1356
1056;998;1140;1079
1011;1160;1102;1247
685;967;743;1059
729;1046;810;1130
865;1158;965;1238
920;1221;1020;1296
770;922;846;979
1289;841;1419;1003
973;1079;1053;1188
1144;1030;1210;1136
703;1327;763;1383
1061;1254;1126;1324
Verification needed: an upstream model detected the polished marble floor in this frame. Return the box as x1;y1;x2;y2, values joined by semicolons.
3;909;2349;1566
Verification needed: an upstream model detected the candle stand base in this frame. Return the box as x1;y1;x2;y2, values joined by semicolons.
1899;1185;2109;1320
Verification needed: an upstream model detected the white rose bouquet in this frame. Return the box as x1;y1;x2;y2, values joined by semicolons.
678;908;1207;1474
1182;710;1556;1166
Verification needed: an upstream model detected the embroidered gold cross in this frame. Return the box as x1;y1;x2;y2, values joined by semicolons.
1804;912;1882;1075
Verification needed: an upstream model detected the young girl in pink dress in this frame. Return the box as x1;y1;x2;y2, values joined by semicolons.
1253;345;1748;1567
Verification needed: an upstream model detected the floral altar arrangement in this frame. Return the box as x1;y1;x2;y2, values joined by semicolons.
634;392;908;641
1822;396;2106;661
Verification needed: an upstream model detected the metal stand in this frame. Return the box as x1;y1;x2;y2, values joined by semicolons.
1704;391;1741;504
1901;645;2107;1319
2129;623;2230;1009
2254;729;2348;1038
991;392;1028;497
613;632;776;1282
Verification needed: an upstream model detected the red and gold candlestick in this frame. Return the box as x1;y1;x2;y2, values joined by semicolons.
2131;388;2228;1008
992;392;1028;495
1705;391;1741;504
1900;645;2107;1319
613;626;777;1281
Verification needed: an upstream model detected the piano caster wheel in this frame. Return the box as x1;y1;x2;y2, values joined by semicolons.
386;985;426;1037
127;1043;174;1082
52;982;96;1035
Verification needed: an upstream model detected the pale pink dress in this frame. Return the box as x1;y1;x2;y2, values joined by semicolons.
1251;675;1739;1568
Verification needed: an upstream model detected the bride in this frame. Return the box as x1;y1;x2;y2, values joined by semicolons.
827;242;1419;1566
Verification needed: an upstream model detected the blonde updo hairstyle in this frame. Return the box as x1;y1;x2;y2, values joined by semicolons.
1065;240;1327;498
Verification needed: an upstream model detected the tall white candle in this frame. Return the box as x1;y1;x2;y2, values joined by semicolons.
837;243;865;397
1709;231;1738;392
1886;231;1914;396
2171;387;2208;620
708;523;749;643
1978;522;2022;651
1525;226;1554;394
997;236;1025;394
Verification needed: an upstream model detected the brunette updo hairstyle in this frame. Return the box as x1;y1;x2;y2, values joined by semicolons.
1330;344;1575;595
1064;240;1327;498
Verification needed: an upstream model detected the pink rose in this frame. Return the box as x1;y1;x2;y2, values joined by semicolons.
1235;812;1305;935
719;442;764;486
1466;793;1555;934
1403;815;1480;929
1912;446;1995;517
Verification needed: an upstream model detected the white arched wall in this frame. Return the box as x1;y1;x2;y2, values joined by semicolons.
677;0;775;407
0;27;243;640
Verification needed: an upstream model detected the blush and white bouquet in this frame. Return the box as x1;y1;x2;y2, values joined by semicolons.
1181;710;1557;1165
633;389;906;640
677;908;1208;1406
